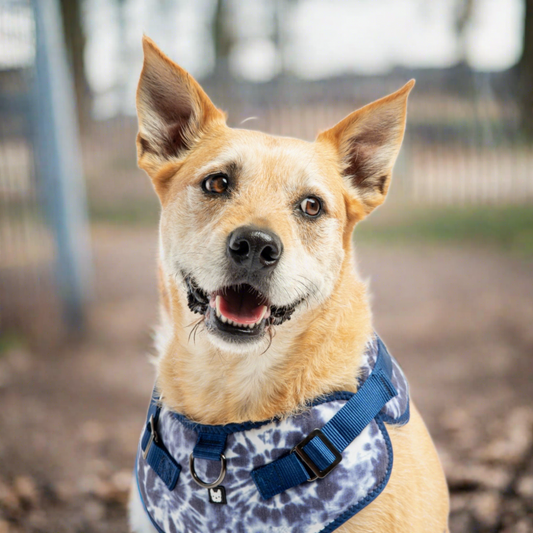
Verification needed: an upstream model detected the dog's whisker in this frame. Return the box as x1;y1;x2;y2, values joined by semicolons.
240;116;259;125
187;316;204;344
296;275;321;294
261;326;275;355
192;320;203;345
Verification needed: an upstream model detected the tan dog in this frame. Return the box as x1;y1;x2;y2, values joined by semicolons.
129;36;449;533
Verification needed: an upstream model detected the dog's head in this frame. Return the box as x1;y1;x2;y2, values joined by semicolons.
136;37;413;353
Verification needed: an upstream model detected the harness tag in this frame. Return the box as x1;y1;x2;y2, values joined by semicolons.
208;485;227;504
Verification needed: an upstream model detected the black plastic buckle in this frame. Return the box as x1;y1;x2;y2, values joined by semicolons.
293;428;342;481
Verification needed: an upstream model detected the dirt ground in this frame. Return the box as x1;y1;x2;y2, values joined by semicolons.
1;224;532;533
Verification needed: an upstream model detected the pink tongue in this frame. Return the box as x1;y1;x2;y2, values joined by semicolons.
219;287;265;324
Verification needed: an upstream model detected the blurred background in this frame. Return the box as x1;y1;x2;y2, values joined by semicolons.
1;0;532;531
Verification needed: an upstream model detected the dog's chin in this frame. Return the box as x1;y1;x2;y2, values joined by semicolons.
204;305;269;346
183;275;303;348
204;322;268;354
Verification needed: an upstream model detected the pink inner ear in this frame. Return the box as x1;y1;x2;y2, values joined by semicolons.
138;38;223;161
343;138;379;184
317;81;413;206
338;110;406;198
164;118;194;156
342;136;390;195
139;71;196;157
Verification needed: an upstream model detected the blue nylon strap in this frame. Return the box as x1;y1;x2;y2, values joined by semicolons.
303;436;337;471
252;451;310;500
144;438;181;490
141;391;182;491
193;432;228;460
251;340;398;500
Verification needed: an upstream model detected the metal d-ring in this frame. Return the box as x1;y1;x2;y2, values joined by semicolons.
189;454;227;489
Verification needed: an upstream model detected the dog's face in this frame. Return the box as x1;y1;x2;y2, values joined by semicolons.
156;130;349;350
136;37;413;352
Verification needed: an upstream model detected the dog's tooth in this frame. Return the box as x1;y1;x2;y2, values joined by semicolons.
259;306;267;321
220;314;227;323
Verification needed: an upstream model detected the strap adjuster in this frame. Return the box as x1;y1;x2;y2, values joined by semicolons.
293;428;342;480
142;414;158;460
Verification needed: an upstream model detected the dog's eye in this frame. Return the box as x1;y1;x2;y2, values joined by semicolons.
300;197;322;217
202;174;229;194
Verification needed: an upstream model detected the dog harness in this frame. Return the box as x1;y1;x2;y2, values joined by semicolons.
135;335;410;533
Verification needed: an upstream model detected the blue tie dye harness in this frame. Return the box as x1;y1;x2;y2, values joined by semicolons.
135;335;410;533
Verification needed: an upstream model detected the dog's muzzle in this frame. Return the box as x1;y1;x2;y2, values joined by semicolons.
184;274;303;344
182;226;305;343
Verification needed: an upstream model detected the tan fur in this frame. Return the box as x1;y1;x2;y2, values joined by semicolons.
134;36;449;532
337;405;449;533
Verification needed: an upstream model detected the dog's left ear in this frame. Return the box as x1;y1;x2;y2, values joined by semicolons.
317;80;415;215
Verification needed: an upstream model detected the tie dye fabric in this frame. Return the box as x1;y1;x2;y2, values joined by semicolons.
135;336;410;533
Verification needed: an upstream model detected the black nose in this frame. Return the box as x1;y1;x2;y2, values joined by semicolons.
227;226;283;272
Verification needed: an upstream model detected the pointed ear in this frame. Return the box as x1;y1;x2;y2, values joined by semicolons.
136;36;225;172
317;80;414;215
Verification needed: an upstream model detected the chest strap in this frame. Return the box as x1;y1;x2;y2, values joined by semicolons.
141;338;397;498
141;393;181;490
251;339;397;500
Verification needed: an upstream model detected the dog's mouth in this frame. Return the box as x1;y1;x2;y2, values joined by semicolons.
185;276;301;342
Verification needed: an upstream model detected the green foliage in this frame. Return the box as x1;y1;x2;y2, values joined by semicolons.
356;205;533;256
0;332;24;356
89;199;160;225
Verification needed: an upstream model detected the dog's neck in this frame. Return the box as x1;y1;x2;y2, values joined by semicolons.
154;256;372;425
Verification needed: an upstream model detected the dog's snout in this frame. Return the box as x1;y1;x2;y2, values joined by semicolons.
227;226;283;272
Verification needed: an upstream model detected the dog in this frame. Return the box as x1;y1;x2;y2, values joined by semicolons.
129;36;449;533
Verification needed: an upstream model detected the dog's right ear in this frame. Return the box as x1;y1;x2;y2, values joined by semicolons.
136;36;225;179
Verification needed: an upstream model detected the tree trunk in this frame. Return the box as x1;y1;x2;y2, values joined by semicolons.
58;0;90;130
212;0;232;75
518;0;533;140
